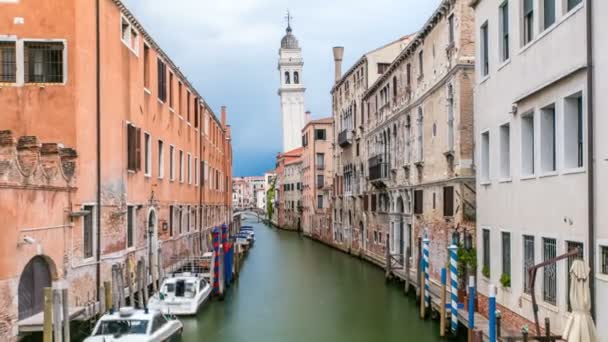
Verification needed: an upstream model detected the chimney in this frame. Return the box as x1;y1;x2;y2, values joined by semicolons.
332;46;344;83
305;111;311;123
221;106;227;129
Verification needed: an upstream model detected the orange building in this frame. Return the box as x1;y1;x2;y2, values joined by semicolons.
275;147;303;230
301;117;333;242
0;0;232;339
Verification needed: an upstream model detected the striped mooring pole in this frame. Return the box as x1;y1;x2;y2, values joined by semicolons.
423;237;430;309
212;227;220;296
448;244;459;333
489;284;497;342
468;275;476;341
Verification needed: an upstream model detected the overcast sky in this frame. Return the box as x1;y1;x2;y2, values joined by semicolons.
122;0;442;176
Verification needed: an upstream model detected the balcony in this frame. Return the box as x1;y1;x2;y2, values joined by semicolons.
338;129;353;147
316;163;325;171
368;155;388;187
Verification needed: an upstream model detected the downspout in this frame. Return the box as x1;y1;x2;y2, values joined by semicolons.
95;0;102;303
585;0;595;320
199;108;203;253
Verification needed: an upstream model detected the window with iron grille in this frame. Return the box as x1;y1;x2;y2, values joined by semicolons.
0;42;16;83
601;246;608;275
566;241;583;311
157;59;167;102
127;205;135;248
24;42;64;83
502;232;511;278
414;190;423;215
443;186;454;216
523;235;534;293
483;229;490;277
542;237;557;305
83;205;94;259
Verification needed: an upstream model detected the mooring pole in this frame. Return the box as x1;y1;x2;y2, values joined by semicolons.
103;281;112;313
62;288;70;342
43;287;53;342
468;275;475;342
449;244;459;334
489;284;497;342
440;268;447;336
419;258;426;319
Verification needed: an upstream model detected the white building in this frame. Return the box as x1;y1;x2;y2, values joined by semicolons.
471;0;600;334
278;17;306;152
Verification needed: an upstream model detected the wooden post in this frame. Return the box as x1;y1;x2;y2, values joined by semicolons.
53;289;62;342
151;249;158;294
385;238;391;279
405;247;411;294
545;317;551;337
103;281;112;313
62;288;70;342
126;258;133;307
117;264;125;308
475;330;483;342
420;260;425;319
136;260;144;308
141;258;149;306
496;313;502;338
43;287;53;342
440;268;447;337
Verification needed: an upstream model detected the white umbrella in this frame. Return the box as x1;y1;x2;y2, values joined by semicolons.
562;260;598;342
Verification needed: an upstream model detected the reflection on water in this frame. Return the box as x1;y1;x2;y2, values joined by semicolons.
180;214;462;342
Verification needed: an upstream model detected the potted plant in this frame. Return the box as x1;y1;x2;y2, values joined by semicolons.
500;273;511;288
457;244;477;304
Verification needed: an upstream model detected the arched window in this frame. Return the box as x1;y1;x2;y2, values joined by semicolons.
294;71;299;84
285;71;290;84
393;76;398;98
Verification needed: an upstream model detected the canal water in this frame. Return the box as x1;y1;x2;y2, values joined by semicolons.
180;214;462;342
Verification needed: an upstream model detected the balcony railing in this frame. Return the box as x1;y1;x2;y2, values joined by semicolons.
338;129;353;147
316;163;325;171
368;155;388;182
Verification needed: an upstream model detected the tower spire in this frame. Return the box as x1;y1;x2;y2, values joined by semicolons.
285;10;293;32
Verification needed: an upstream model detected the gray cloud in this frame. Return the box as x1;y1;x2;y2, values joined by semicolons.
122;0;441;176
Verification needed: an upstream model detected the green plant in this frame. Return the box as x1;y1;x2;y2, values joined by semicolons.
266;179;276;219
500;273;511;288
482;265;490;278
457;244;477;281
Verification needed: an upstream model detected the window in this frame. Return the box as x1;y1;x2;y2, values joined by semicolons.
523;235;535;293
414;190;423;214
443;186;454;216
483;229;491;277
406;63;411;88
317;195;324;209
543;0;556;29
377;63;390;74
157;140;164;179
143;44;150;89
316;174;324;188
567;0;582;11
564;93;584;169
500;123;511;179
314;129;326;140
481;22;489;76
169;205;174;237
144;132;151;176
448;14;455;45
0;41;17;82
417;108;424;162
178;206;183;234
127;123;141;171
178;82;183;114
120;17;139;53
501;232;511;280
481;131;490;182
541;104;556;173
169;145;175;181
127;205;135;248
316;153;325;168
187;153;192;184
566;241;584;311
447;86;455;152
432;192;436;209
418;51;424;77
194;99;199;128
179;150;184;183
194;157;198;186
523;0;534;45
601;246;608;275
24;42;64;83
169;72;174;108
83;205;95;259
285;71;290;84
521;113;535;176
186;206;190;232
157;59;167;102
543;237;557;305
187;92;191;122
294;71;299;84
500;1;510;61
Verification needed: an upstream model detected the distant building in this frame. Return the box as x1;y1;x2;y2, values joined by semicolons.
275;147;303;230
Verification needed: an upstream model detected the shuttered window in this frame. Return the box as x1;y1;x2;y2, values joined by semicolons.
363;195;368;211
414;190;423;214
371;194;377;212
443;186;454;216
502;232;511;278
157;59;167;102
482;229;490;277
127;123;141;171
83;205;94;259
127;205;135;248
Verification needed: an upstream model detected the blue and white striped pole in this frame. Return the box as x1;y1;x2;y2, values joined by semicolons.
489;284;497;342
468;275;475;339
449;244;459;333
423;237;430;309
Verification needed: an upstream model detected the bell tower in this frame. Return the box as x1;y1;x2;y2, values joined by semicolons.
278;11;306;152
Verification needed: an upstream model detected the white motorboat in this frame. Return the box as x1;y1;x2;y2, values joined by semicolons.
149;272;212;315
84;307;182;342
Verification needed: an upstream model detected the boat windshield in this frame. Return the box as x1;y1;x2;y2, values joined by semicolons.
95;319;148;336
185;282;196;298
164;283;175;293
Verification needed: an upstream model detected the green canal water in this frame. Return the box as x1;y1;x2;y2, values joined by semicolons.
180;215;462;342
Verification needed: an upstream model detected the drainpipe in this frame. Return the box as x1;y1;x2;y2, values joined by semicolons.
199;107;203;253
585;0;595;320
95;0;102;303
